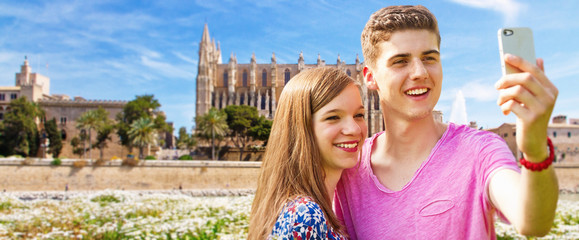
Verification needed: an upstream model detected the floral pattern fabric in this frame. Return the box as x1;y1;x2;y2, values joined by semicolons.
269;196;346;240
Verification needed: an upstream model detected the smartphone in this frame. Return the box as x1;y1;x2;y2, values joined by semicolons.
497;27;536;75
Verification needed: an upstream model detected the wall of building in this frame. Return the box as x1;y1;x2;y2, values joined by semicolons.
0;159;261;191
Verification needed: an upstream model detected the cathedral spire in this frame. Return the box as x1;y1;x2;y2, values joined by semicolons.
201;23;210;44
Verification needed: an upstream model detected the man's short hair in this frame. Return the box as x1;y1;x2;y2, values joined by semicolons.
361;5;441;68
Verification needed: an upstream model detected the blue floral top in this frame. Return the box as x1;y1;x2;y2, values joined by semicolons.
269;196;346;240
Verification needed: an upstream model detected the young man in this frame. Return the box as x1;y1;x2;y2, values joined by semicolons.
335;5;559;239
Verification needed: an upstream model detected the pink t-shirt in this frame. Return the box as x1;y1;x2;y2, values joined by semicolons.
335;123;520;239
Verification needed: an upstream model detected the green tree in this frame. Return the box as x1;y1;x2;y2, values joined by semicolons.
128;117;156;159
224;105;269;161
196;108;228;160
76;107;109;159
116;95;171;152
44;118;63;157
0;97;43;157
70;135;88;158
249;115;273;146
176;126;196;152
94;123;115;160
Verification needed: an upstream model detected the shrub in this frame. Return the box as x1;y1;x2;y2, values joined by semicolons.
50;158;62;166
122;158;139;166
178;155;193;160
144;155;156;160
72;160;87;168
94;158;108;166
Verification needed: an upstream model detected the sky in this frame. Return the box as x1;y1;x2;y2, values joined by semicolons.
0;0;578;132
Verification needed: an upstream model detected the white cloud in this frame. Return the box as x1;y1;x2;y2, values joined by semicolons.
141;56;196;80
450;0;525;25
173;51;197;65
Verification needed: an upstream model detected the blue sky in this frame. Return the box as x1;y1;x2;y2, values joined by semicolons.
1;0;578;132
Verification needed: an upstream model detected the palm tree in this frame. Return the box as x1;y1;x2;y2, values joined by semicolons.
76;108;108;160
196;108;228;160
128;117;156;159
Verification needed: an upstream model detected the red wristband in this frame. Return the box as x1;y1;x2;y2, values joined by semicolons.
519;138;554;172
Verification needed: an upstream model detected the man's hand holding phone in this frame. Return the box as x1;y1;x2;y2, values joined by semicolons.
496;27;558;161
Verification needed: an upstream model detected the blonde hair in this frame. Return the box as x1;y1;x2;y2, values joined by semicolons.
361;5;440;68
248;67;359;239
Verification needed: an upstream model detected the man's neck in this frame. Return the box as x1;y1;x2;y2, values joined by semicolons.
380;113;447;163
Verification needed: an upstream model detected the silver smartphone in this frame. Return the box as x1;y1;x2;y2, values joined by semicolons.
497;27;536;75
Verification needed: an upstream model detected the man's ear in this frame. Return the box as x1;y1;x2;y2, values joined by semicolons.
364;66;378;90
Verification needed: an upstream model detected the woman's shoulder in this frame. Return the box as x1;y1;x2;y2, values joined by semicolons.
275;196;325;228
270;196;345;240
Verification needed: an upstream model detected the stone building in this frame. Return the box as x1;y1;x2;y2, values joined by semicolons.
0;57;50;120
195;24;445;136
1;58;132;159
486;115;579;164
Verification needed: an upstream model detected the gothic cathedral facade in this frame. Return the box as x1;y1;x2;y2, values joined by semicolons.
195;24;386;136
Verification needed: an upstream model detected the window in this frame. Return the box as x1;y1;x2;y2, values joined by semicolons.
262;69;267;87
243;70;248;87
347;69;352;76
513;132;516;136
569;132;572;138
503;133;508;138
223;72;228;87
60;117;67;125
0;94;5;101
61;130;67;140
284;69;291;84
10;93;17;100
240;93;245;105
553;131;557;138
0;112;3;120
261;94;266;110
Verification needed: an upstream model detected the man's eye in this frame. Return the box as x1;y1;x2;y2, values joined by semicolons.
393;59;407;65
423;56;437;62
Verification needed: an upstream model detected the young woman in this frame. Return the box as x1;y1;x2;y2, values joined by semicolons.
248;67;367;239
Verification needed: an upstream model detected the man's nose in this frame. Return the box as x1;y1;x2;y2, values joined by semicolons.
410;58;428;80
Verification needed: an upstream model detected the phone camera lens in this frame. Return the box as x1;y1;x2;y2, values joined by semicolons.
503;29;514;36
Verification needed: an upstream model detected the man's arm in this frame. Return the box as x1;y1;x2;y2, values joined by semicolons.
490;54;559;236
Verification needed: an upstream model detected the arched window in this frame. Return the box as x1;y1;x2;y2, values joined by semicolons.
262;69;267;87
569;132;572;138
243;70;248;87
223;72;228;87
240;93;245;105
347;69;352;76
284;69;291;85
61;130;67;140
553;131;557;138
261;94;266;110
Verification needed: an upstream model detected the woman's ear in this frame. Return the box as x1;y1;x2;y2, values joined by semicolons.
364;66;377;90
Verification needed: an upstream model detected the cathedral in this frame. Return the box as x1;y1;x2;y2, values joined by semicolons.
195;24;396;136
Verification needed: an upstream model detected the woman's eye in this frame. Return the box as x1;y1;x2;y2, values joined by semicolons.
355;113;365;118
325;116;339;121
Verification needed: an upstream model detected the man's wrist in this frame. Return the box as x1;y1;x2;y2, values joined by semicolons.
520;138;554;171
